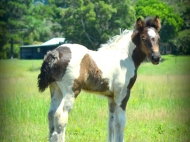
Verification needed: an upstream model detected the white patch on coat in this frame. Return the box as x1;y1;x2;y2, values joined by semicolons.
148;28;156;38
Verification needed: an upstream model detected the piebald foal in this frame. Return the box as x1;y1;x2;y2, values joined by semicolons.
38;16;161;142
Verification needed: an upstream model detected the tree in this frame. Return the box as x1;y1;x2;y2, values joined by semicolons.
0;0;32;58
0;0;54;58
134;0;184;43
158;0;190;54
175;29;190;54
177;0;190;30
21;4;51;45
58;0;136;50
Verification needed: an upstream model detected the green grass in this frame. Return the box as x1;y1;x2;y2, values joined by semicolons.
138;55;190;75
0;55;190;142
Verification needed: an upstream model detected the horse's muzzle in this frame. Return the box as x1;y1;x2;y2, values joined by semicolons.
150;52;161;65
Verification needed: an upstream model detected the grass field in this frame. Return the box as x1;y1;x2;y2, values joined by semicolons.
0;55;190;142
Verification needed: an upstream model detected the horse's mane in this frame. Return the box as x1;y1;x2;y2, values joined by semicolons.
98;29;132;51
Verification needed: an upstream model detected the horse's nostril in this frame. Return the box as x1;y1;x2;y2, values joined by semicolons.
151;55;160;62
151;55;154;61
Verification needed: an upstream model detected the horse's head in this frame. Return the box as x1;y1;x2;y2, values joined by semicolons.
132;16;161;65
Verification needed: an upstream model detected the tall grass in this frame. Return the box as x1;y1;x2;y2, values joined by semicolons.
126;75;190;142
0;55;189;142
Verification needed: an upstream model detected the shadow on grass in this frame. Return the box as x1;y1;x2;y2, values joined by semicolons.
160;58;167;62
28;67;40;72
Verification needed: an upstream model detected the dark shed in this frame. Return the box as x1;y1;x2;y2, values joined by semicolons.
20;38;65;59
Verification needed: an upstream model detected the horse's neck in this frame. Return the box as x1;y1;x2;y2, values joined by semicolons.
114;32;136;57
98;31;146;66
132;47;146;68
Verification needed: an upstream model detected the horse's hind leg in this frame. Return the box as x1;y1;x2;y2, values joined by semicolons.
49;82;76;142
48;82;62;141
108;98;115;142
51;99;69;142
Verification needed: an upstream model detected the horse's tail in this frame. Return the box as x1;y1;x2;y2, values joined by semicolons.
38;50;59;92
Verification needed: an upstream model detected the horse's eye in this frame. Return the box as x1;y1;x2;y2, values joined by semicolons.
141;38;146;42
151;38;155;41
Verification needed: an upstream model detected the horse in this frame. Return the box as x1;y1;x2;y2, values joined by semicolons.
38;16;161;142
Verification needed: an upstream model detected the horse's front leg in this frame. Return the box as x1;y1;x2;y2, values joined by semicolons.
108;98;126;142
114;104;126;142
113;89;130;142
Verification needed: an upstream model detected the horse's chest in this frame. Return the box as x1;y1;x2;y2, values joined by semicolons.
110;59;135;90
94;59;135;93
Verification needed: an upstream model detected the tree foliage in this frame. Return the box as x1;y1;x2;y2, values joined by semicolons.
159;0;190;54
177;0;190;30
0;0;52;58
0;0;32;58
174;29;190;54
0;0;189;59
21;4;52;44
59;0;135;50
161;0;190;29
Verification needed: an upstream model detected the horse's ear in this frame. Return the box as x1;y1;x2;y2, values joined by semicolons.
154;16;161;31
136;17;145;32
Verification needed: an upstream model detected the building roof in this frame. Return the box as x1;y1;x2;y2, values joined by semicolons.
42;38;65;45
20;38;65;48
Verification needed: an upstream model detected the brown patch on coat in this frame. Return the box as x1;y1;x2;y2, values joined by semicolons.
109;100;116;113
51;46;72;81
131;31;146;68
72;54;110;97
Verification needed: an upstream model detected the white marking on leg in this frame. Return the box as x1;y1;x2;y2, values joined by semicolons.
49;82;75;142
114;106;126;142
51;99;68;142
49;82;62;140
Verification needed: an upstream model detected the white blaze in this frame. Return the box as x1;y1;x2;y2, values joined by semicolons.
148;28;156;38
